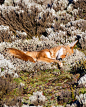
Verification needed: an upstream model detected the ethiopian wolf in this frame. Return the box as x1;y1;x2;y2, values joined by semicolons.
7;40;78;67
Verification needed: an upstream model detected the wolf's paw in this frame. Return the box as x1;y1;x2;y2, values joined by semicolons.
60;62;63;67
59;62;63;68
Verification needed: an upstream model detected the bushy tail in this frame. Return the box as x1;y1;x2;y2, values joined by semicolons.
7;48;35;63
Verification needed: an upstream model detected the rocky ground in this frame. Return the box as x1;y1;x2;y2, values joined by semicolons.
0;0;86;107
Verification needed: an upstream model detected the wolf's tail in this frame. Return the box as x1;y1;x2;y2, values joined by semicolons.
7;48;35;63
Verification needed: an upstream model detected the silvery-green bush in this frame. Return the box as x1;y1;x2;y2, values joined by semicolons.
29;91;46;106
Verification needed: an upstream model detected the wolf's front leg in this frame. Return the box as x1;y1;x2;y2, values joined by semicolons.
37;57;63;68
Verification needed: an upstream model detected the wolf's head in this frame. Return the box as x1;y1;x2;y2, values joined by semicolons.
57;40;78;60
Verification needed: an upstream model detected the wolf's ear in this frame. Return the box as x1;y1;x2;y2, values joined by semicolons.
69;40;78;49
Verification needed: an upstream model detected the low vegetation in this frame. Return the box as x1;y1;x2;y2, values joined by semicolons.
1;66;86;106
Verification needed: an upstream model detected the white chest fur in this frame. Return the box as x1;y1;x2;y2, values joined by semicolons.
45;52;51;58
45;47;65;59
56;47;64;59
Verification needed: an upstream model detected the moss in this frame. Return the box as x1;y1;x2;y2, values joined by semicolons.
71;87;75;100
79;88;86;94
1;68;4;71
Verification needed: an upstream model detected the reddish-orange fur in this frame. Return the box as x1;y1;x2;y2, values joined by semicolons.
7;40;78;67
7;48;35;62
